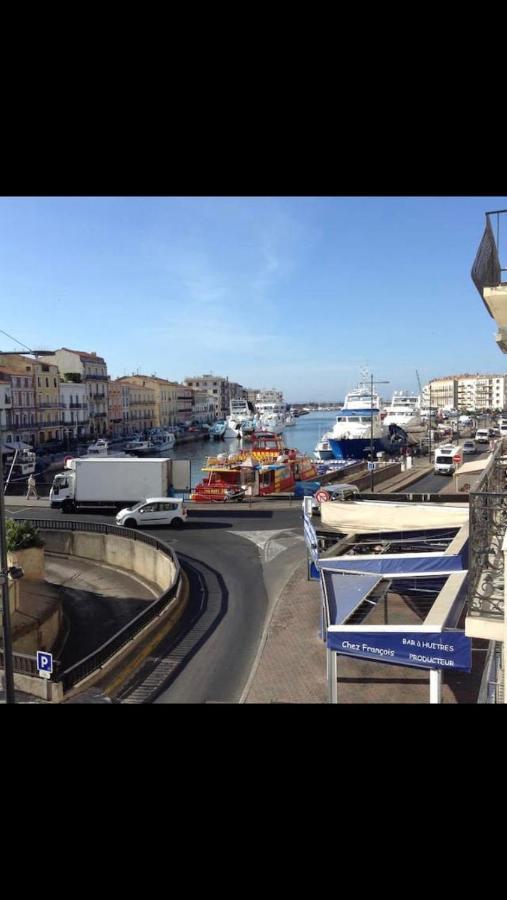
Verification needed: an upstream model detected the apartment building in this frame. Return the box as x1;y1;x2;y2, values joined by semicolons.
190;388;215;424
423;373;507;412
59;381;89;442
37;348;109;436
0;353;62;445
0;370;15;444
108;380;124;438
118;375;179;428
183;374;245;419
113;378;156;435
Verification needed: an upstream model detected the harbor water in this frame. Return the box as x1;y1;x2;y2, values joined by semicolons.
3;412;340;497
171;411;338;489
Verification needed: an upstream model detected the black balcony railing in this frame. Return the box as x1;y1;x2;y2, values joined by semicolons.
91;393;105;400
468;439;507;621
69;402;83;408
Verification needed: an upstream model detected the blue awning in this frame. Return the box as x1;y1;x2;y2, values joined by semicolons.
322;570;383;625
320;554;464;576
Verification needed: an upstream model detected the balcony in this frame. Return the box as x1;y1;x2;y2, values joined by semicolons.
91;393;105;400
69;402;84;408
85;373;107;380
472;210;507;345
466;439;507;643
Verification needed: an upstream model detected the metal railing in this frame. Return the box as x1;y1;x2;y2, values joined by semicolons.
4;519;181;693
468;440;507;620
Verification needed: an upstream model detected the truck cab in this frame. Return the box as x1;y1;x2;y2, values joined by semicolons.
434;444;462;475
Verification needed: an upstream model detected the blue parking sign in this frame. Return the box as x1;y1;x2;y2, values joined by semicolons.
37;651;53;677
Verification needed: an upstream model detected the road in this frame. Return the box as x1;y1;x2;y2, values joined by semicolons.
6;503;306;703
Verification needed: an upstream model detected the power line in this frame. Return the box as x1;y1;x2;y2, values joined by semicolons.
0;328;33;354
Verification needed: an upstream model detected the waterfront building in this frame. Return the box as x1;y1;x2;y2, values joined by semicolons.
119;375;180;429
183;374;246;420
0;370;15;443
60;380;89;442
0;353;62;445
113;377;156;435
422;373;507;413
189;388;215;424
37;348;109;437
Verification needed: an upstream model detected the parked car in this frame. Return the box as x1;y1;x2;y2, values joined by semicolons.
310;482;360;513
462;440;476;455
116;497;187;528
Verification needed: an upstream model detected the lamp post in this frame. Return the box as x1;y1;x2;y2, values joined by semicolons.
370;374;389;492
0;442;15;703
428;384;432;461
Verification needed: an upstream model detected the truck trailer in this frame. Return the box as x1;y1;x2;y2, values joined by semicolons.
49;457;172;513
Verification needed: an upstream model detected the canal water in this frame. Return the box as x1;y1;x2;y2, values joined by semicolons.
4;411;339;496
171;411;338;489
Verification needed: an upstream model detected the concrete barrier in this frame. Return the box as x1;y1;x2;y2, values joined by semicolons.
41;530;178;595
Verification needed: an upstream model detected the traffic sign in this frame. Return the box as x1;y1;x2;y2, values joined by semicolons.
36;651;53;680
315;489;330;503
367;461;377;471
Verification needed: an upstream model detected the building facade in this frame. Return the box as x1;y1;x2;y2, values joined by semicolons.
183;374;245;419
113;378;156;435
37;348;109;436
117;375;179;428
60;381;89;442
0;354;62;445
423;373;507;413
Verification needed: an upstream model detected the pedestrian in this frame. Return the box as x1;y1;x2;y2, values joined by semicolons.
26;473;38;500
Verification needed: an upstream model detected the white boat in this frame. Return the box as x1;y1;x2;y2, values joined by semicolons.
126;440;158;456
383;390;424;433
224;398;257;438
327;379;408;460
87;439;109;454
255;389;287;434
314;434;335;460
148;430;175;451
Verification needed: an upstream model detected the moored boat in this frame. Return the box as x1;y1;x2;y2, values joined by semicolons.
191;431;318;502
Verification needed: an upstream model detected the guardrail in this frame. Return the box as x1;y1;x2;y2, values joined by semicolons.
8;518;181;693
468;439;507;620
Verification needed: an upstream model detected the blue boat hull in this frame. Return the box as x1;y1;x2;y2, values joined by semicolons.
328;434;408;460
328;437;384;460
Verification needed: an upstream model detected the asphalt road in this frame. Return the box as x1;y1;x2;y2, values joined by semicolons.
6;504;306;703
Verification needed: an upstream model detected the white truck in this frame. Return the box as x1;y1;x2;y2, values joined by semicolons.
434;444;462;475
49;457;173;513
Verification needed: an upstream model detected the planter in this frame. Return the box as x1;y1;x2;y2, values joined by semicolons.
7;546;45;581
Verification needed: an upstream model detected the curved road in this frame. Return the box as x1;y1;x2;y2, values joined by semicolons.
7;503;306;703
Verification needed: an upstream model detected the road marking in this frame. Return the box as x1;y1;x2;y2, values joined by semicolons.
230;529;304;561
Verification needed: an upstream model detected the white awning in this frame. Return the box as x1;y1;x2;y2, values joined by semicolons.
320;500;469;533
454;457;490;476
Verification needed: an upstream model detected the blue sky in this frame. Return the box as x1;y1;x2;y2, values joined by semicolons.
1;195;506;402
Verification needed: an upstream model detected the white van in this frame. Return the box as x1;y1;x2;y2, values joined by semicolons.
475;428;490;444
434;444;462;475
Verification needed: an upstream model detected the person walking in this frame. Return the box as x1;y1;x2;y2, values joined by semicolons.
26;473;38;500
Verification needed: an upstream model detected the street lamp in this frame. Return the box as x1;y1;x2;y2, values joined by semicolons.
428;384;433;460
0;443;15;703
370;374;389;492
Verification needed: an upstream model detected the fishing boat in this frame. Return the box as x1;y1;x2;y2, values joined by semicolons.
191;431;318;502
